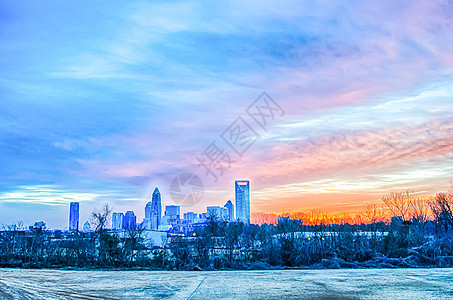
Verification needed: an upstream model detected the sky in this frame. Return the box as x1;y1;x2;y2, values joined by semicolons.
1;0;453;229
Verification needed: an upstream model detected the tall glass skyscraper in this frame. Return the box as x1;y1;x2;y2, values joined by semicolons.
144;201;152;229
123;211;136;230
235;181;250;224
112;212;124;230
150;188;162;230
224;200;234;222
69;202;79;231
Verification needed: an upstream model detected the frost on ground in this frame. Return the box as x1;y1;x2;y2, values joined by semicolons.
0;268;452;299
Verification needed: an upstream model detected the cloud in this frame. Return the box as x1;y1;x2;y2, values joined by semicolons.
0;185;100;206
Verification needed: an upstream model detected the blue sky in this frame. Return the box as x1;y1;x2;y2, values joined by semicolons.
1;0;453;228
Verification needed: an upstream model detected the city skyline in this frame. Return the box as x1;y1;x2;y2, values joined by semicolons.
68;183;239;232
1;1;453;229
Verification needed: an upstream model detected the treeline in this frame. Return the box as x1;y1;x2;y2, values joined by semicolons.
0;205;151;269
165;192;453;270
1;192;453;270
253;191;452;226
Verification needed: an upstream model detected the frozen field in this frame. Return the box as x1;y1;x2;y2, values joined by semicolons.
0;268;452;299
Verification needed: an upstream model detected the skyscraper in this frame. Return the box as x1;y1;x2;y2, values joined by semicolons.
112;212;124;230
150;188;162;230
123;211;136;230
144;201;152;229
183;212;197;223
224;200;234;222
165;205;180;224
235;180;250;224
82;221;91;232
207;206;229;221
69;202;79;231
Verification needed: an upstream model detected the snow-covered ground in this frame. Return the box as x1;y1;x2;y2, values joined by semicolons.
0;268;452;299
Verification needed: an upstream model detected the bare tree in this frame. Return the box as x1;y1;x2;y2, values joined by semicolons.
428;193;453;232
362;201;384;224
409;197;429;224
124;223;146;266
382;191;413;221
90;204;112;265
353;212;363;225
91;204;112;232
305;209;328;226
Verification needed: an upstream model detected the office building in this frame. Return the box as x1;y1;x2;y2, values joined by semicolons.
161;215;170;226
112;212;124;230
142;217;150;229
165;205;180;224
144;201;152;229
82;221;91;232
207;206;229;221
224;200;234;222
123;211;137;230
235;180;250;224
149;188;162;230
69;202;79;231
183;212;197;224
199;213;208;221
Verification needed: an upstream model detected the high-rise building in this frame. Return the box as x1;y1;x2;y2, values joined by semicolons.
112;212;124;230
235;180;250;224
207;206;219;219
165;205;180;224
142;217;150;229
161;215;170;226
207;206;229;221
69;202;79;231
199;213;208;221
145;202;152;228
144;199;153;230
82;221;91;232
183;212;197;224
221;207;229;221
224;200;234;222
149;188;162;230
123;211;137;230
